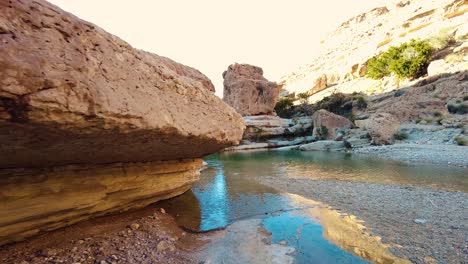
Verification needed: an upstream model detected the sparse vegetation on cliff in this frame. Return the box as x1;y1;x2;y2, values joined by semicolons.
454;135;468;146
274;97;295;118
367;39;433;80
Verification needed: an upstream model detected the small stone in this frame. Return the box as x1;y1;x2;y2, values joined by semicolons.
279;240;288;246
129;223;140;230
414;219;428;224
160;208;166;214
78;240;84;244
157;241;175;252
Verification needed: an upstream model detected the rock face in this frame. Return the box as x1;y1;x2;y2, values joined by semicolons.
223;64;280;116
312;110;354;140
0;0;245;168
242;115;313;140
0;159;201;246
280;0;467;97
366;113;400;145
0;0;244;245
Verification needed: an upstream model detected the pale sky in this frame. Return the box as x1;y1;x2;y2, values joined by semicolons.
48;0;391;96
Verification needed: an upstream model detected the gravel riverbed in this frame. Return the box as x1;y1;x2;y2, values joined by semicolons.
255;175;468;264
352;144;468;168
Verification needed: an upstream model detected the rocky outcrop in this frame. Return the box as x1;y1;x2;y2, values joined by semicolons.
0;0;244;245
223;64;280;116
0;159;201;246
366;113;400;145
280;0;467;97
299;140;346;151
0;0;244;168
242;115;313;140
312;110;354;140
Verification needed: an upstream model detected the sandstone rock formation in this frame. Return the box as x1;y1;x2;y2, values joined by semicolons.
280;0;467;97
242;115;313;139
223;64;280;116
366;113;400;145
0;0;244;245
0;159;201;245
312;110;354;140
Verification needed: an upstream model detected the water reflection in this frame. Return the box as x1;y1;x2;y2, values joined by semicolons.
159;150;464;263
263;211;370;264
193;163;229;230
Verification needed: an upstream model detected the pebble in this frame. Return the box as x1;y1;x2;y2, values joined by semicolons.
129;223;140;230
414;219;428;224
160;208;166;214
157;241;175;252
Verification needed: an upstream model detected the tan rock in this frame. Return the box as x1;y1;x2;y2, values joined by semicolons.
223;63;280;116
0;159;202;246
354;119;369;128
366;113;400;145
309;74;328;95
299;140;346;151
312;110;354;140
0;0;244;168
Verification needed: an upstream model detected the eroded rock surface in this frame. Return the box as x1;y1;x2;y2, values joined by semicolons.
0;159;202;246
0;0;244;168
0;0;245;245
312;110;354;140
367;113;400;145
223;63;280;116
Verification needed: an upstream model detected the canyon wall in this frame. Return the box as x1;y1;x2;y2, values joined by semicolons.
281;0;467;97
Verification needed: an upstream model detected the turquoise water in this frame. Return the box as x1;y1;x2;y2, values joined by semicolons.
160;150;467;263
263;211;370;264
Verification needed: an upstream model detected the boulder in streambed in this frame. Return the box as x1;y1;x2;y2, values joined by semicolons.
223;63;281;116
0;0;244;245
366;113;400;145
312;110;354;140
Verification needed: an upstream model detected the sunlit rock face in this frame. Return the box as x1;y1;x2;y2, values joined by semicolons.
0;0;244;244
0;0;245;168
280;0;468;96
223;63;280;116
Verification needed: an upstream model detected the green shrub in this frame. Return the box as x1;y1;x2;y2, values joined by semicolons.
454;136;468;146
296;92;310;103
447;103;468;114
366;39;433;80
356;96;368;109
315;93;352;115
426;28;454;50
394;132;409;140
275;97;295;118
316;126;329;140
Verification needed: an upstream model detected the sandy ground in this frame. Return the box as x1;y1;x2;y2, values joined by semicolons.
0;205;208;264
255;175;468;264
353;144;468;168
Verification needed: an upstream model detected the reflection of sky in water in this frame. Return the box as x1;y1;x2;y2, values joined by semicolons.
192;162;229;230
163;152;432;263
263;212;370;264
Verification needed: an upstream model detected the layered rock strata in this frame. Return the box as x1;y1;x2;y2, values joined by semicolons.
0;159;202;246
0;0;244;244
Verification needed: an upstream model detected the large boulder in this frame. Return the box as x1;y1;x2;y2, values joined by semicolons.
312;110;354;140
0;0;244;168
0;0;244;245
366;113;400;145
223;63;280;116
